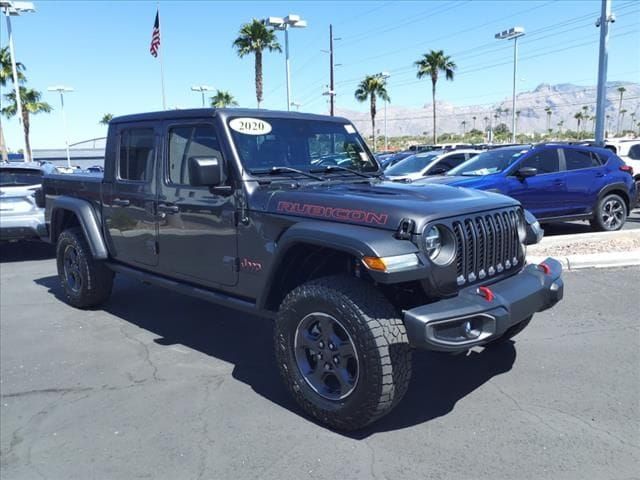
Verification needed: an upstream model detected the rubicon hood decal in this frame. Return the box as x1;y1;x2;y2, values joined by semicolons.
277;201;388;225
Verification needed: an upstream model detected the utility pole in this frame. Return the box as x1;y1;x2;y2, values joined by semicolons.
594;0;614;145
329;24;335;116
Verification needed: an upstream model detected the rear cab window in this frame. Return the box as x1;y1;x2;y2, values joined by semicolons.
118;128;155;182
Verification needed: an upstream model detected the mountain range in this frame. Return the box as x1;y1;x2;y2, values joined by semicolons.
336;81;639;138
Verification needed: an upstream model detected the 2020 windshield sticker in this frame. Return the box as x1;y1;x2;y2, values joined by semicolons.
229;118;272;135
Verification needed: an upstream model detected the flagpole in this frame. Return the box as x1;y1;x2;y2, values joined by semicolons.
157;4;166;110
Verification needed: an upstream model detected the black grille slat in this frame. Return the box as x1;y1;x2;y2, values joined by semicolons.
475;217;487;276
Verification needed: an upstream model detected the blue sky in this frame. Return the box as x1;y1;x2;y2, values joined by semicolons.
1;0;639;149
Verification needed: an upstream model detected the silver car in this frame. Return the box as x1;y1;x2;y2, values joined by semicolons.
0;162;52;241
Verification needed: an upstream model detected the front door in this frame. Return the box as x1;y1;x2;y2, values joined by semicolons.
156;121;238;288
103;124;159;267
504;147;569;219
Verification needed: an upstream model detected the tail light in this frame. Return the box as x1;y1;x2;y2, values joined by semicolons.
620;165;634;176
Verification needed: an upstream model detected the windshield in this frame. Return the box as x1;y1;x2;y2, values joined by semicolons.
0;168;42;187
228;117;378;174
447;148;528;176
385;153;439;176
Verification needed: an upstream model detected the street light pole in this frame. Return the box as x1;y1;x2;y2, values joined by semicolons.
47;86;73;168
1;1;36;162
495;26;525;144
379;72;390;151
265;15;307;112
191;85;214;107
594;0;614;146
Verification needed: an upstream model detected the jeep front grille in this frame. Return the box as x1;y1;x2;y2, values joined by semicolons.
452;208;522;286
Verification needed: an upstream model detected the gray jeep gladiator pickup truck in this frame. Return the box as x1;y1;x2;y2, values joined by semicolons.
42;108;563;430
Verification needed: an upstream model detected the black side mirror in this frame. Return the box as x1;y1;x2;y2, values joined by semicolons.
188;155;224;187
516;167;537;179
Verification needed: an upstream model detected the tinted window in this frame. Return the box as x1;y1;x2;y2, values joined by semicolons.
119;129;155;182
564;148;600;170
520;149;560;174
168;125;221;185
628;144;640;160
386;153;439;176
447;147;527;176
0;168;42;186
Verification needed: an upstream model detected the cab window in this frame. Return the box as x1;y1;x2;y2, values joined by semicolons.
167;125;222;186
118;128;155;182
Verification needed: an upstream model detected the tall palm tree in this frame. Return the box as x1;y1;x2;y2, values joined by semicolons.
620;109;627;133
544;106;552;131
415;50;456;143
557;120;564;134
617;86;626;134
354;75;390;151
99;113;113;125
472;115;477;130
0;46;27;163
2;87;52;162
233;19;281;108
210;90;239;108
461;120;467;137
573;112;583;137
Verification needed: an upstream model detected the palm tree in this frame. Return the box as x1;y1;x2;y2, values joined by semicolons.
617;86;626;134
472;115;477;130
574;112;583;137
620;109;627;133
415;50;456;143
544;106;552;131
233;19;281;108
0;46;27;163
461;120;467;137
99;113;113;125
2;87;52;162
210;90;239;108
354;75;390;151
557;120;564;135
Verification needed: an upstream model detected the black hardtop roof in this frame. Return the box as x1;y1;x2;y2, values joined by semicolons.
111;108;351;125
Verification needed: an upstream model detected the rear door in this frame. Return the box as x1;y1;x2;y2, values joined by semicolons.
562;147;606;215
503;147;569;219
156;120;238;288
102;123;159;267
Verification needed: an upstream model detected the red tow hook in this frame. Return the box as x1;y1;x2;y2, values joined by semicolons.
538;262;551;275
477;286;494;302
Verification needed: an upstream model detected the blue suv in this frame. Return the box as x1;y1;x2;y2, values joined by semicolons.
420;144;637;231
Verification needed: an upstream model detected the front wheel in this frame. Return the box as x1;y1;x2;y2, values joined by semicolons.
590;193;627;231
274;275;412;431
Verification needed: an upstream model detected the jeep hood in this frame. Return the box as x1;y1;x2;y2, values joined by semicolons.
253;180;518;232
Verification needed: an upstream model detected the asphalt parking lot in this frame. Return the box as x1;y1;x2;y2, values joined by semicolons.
1;243;639;480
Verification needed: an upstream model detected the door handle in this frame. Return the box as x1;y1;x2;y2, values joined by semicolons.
112;198;130;207
157;203;179;214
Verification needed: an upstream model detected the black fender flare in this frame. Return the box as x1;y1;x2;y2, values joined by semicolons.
50;196;109;259
257;221;424;310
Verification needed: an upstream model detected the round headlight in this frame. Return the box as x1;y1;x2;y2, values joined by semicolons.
423;225;456;265
424;226;442;259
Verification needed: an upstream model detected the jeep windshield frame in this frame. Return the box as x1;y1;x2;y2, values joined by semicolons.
227;116;380;177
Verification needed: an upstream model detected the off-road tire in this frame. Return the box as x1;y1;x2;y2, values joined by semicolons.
488;315;533;347
274;275;412;431
590;193;627;231
56;227;114;308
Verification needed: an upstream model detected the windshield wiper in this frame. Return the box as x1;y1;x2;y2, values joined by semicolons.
310;165;378;178
252;166;324;181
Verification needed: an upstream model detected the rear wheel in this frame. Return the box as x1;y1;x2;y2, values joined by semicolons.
274;275;412;431
56;227;114;308
590;193;627;231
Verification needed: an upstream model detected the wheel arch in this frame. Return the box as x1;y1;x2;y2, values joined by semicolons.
50;196;108;259
258;221;419;312
597;183;631;212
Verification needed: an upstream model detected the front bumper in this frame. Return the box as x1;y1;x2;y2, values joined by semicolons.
0;211;47;241
404;257;563;352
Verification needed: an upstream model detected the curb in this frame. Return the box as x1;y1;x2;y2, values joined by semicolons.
528;250;640;271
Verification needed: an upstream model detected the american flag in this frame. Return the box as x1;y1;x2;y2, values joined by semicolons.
150;10;160;57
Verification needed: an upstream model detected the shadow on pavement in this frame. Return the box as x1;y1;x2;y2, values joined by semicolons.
34;273;516;437
0;240;55;263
